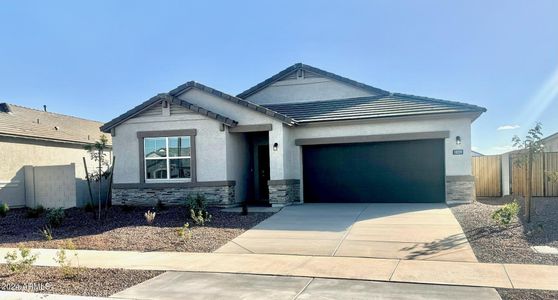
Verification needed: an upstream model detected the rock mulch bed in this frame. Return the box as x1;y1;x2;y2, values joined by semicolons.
450;196;558;265
0;265;162;297
497;288;558;300
0;206;274;252
450;197;558;300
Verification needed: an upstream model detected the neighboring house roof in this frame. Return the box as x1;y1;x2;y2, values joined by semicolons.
472;151;484;156
263;93;486;123
237;63;391;99
542;131;558;143
0;102;111;145
168;81;296;125
100;93;239;133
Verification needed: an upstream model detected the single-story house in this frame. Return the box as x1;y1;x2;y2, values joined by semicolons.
0;103;111;208
542;131;558;152
101;63;486;207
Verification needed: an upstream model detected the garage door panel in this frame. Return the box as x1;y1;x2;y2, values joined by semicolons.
303;139;445;203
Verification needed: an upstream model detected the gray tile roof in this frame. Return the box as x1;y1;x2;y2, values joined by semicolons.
237;63;391;99
262;93;487;123
0;103;111;145
100;93;239;133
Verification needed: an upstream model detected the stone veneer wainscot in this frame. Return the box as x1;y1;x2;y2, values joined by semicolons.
268;179;300;206
112;182;237;207
446;176;476;204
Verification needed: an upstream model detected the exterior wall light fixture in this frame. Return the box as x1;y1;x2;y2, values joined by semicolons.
273;143;278;151
456;136;462;145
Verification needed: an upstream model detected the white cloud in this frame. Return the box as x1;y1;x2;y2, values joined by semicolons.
497;124;520;131
471;146;480;152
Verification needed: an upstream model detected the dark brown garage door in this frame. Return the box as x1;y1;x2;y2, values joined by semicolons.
302;139;445;203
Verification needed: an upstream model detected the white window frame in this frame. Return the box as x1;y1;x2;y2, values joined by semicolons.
144;136;191;183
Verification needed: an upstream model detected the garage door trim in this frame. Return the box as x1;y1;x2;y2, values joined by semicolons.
295;131;449;146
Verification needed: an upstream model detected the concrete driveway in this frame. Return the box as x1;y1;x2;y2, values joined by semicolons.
217;203;477;262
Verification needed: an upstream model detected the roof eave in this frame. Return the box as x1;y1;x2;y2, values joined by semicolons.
294;110;486;126
0;132;113;147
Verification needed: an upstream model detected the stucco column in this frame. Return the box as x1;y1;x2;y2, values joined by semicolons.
267;124;301;206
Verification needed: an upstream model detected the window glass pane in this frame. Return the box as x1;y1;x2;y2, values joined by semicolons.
146;159;167;179
169;158;190;179
144;138;167;158
168;136;191;157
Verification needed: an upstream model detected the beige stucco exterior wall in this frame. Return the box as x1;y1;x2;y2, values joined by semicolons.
177;88;288;181
112;104;227;184
0;136;110;207
25;164;77;209
288;116;473;179
245;76;377;105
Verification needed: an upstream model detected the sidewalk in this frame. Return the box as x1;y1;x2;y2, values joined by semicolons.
0;248;556;291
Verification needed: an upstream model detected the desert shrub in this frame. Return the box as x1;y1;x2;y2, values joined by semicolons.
4;244;38;274
155;199;166;211
190;208;212;226
39;225;53;241
491;200;520;226
84;202;94;212
144;210;156;225
47;208;66;228
176;223;192;243
0;202;9;217
185;194;207;211
54;240;82;279
26;205;45;218
186;194;212;225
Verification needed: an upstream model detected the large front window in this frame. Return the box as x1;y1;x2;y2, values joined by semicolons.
144;136;191;181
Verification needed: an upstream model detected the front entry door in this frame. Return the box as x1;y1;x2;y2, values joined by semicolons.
257;145;270;202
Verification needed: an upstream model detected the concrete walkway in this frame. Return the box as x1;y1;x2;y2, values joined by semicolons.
112;272;502;300
216;203;477;262
1;248;557;291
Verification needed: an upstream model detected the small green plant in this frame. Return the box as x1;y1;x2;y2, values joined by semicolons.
46;208;65;227
54;240;82;279
144;210;156;225
26;205;45;218
4;244;38;274
185;194;207;211
0;202;9;217
176;223;192;243
491;200;520;226
39;225;53;241
190;208;212;226
84;202;94;212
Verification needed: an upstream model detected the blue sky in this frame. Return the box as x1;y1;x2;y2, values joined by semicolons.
1;1;557;154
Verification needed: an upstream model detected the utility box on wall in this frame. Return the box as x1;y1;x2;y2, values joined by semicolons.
24;164;77;209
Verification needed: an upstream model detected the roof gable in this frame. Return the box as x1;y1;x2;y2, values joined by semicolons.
100;93;238;133
169;81;296;125
237;63;390;101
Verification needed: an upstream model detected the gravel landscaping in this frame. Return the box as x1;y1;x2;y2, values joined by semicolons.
451;197;558;300
0;265;162;297
0;206;274;252
497;288;558;300
450;196;558;265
